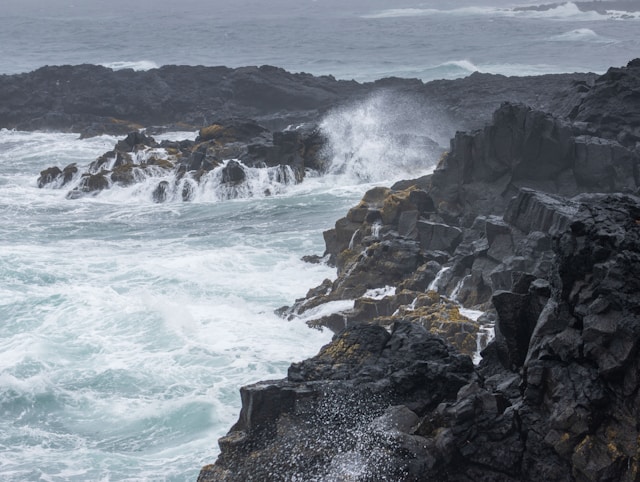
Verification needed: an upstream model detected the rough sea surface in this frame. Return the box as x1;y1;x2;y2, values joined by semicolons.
1;1;639;480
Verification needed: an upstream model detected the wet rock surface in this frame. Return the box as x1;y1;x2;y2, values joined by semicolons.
204;189;640;482
36;119;326;201
12;57;640;480
203;60;640;480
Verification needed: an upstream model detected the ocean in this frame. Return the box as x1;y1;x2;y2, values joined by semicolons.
0;1;638;480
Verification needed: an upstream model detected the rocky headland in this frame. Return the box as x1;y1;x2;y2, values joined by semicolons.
199;59;640;481
9;57;640;480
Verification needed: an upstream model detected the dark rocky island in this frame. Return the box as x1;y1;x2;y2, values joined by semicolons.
0;63;593;137
8;57;640;480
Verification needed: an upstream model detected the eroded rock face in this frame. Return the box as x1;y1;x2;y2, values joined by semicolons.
199;322;475;482
204;192;640;481
568;58;640;147
430;101;640;224
280;60;640;360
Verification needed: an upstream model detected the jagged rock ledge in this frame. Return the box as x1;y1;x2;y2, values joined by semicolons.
200;60;640;481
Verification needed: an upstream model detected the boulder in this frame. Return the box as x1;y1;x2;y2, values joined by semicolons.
416;220;462;253
221;160;246;185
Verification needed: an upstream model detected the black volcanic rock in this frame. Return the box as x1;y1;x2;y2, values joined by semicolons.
0;64;363;133
36;119;328;200
429;101;640;224
199;321;475;481
568;58;640;147
203;192;640;482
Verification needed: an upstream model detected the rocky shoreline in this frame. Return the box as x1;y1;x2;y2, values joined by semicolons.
199;59;640;480
9;58;640;480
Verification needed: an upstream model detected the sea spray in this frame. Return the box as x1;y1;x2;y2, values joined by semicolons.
319;92;447;183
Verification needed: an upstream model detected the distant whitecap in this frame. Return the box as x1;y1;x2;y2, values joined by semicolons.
550;28;612;43
100;60;159;71
364;3;638;22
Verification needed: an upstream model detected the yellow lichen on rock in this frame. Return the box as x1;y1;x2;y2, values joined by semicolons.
199;124;226;142
320;337;362;362
380;189;416;225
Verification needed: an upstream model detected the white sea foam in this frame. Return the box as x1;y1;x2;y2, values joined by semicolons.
459;308;484;322
293;299;356;324
473;62;575;77
362;6;501;19
0;129;348;481
473;324;496;365
438;59;481;74
363;286;396;300
427;266;451;293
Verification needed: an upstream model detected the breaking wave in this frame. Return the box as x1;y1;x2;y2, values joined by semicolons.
549;28;614;42
319;92;448;183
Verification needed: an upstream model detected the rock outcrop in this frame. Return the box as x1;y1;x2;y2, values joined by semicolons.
37;119;327;201
202;59;640;481
202;185;640;482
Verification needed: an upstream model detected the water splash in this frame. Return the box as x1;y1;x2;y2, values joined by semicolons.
449;274;470;302
362;286;396;300
319;92;446;183
371;221;382;238
196;161;297;202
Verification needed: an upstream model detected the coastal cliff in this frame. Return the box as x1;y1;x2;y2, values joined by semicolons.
10;57;640;480
200;59;640;481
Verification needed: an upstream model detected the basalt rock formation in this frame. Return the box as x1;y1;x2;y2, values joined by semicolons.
201;192;640;482
202;59;640;481
278;59;640;352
